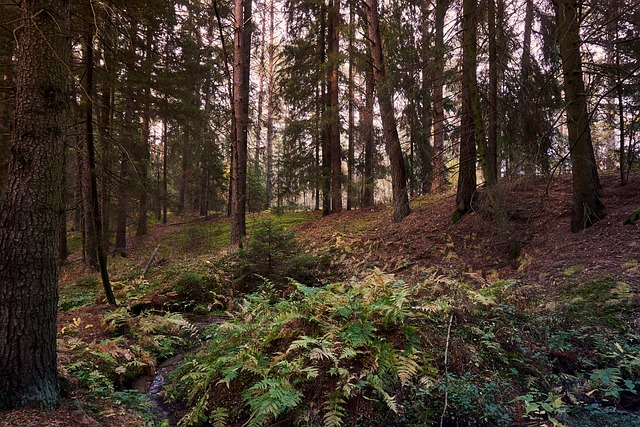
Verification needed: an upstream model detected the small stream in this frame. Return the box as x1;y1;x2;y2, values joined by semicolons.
146;353;185;426
136;315;226;426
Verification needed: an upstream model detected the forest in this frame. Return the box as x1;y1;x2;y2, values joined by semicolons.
0;0;639;425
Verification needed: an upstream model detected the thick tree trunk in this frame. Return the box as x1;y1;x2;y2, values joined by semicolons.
366;0;410;222
0;0;69;409
453;0;478;223
431;0;448;193
555;0;604;231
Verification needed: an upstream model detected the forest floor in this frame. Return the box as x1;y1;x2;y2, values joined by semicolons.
1;171;639;426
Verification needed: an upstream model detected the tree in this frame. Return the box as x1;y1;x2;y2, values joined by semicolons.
0;0;70;409
361;60;376;208
453;0;478;222
365;0;410;222
329;0;342;213
231;0;252;245
430;0;449;193
555;0;604;231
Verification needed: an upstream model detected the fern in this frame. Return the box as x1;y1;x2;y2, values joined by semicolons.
397;352;421;386
245;378;303;426
323;394;346;427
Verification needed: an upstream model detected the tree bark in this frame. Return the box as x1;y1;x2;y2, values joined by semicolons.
265;0;275;209
365;0;410;222
0;0;69;409
83;32;116;306
329;0;342;213
231;0;252;245
431;0;448;193
362;60;375;208
453;0;478;223
347;1;355;210
320;3;331;216
555;0;604;231
487;0;499;185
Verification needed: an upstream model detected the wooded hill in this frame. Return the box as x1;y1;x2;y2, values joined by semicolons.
0;0;639;425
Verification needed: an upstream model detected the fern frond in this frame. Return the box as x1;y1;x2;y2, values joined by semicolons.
396;353;420;385
209;407;229;427
323;395;346;427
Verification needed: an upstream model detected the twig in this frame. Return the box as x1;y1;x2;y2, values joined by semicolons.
440;282;459;427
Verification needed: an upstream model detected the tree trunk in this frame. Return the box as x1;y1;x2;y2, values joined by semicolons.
0;0;69;409
453;0;478;223
59;144;68;265
362;60;375;208
231;0;252;245
487;0;499;184
162;113;169;224
555;0;604;231
136;27;153;237
431;0;448;193
365;0;410;222
265;0;275;209
83;32;116;306
320;3;331;217
347;1;355;210
329;0;342;213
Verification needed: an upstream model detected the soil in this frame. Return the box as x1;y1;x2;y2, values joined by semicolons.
1;171;638;426
297;172;639;291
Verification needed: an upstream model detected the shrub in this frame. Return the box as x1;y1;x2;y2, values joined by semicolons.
236;219;319;289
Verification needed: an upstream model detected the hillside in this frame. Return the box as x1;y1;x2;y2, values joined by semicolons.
1;172;639;427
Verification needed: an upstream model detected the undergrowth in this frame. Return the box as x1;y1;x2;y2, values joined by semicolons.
58;309;198;398
166;270;640;427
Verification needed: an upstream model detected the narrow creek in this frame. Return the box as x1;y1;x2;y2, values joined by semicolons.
135;315;226;426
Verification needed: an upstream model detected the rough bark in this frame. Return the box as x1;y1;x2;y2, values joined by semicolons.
0;0;69;409
366;0;410;222
453;0;478;223
555;0;604;231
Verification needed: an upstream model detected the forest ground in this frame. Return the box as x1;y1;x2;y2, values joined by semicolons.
1;171;639;426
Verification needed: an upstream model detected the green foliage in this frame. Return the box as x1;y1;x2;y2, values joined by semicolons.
173;272;210;299
58;276;101;311
167;271;430;426
236;219;320;288
58;310;198;398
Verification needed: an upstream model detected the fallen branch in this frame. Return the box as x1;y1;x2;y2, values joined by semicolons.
143;245;160;277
